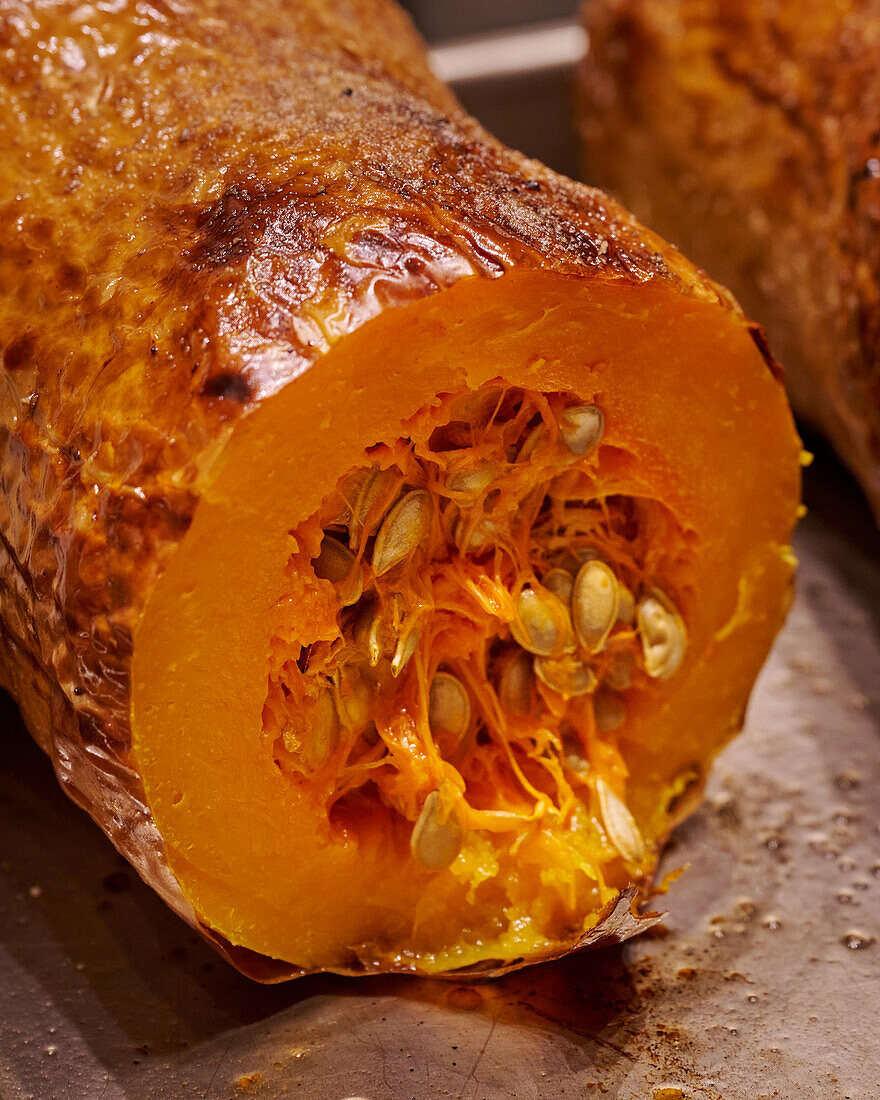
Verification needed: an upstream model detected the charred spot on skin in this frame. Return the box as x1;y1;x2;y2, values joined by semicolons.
186;179;334;274
27;216;55;244
59;442;83;471
188;184;268;269
55;261;87;294
101;485;196;550
201;372;253;404
3;332;37;372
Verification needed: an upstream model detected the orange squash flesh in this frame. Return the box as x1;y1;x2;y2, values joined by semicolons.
0;0;800;980
133;271;800;974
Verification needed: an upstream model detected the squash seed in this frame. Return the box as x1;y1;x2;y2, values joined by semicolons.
566;750;591;772
534;654;597;698
498;649;535;716
511;586;571;657
282;685;339;771
312;535;363;606
516;424;544;462
559;404;604;456
428;672;471;754
411;791;463;871
572;560;620;653
574;546;601;564
448;385;502;427
333;666;372;730
594;688;626;732
366;616;391;667
604;650;634;691
391;623;421;678
348;465;399;550
354;602;391;667
372;489;433;576
616;581;636;624
454;514;499;554
446;462;495;498
596;776;645;863
637;589;687;679
542;567;575;605
320;493;351;529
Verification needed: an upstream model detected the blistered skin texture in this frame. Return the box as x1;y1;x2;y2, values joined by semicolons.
580;0;880;520
0;0;785;972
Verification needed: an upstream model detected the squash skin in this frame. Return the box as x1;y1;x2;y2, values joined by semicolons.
0;0;796;978
579;0;880;520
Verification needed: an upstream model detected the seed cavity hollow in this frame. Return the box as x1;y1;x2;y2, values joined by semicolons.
604;651;634;691
275;384;693;886
516;424;544;462
411;790;463;871
448;386;502;427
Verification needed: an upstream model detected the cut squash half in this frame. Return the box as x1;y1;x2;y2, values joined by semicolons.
132;272;800;975
0;0;800;980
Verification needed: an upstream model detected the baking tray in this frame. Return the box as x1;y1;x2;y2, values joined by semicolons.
1;15;878;1100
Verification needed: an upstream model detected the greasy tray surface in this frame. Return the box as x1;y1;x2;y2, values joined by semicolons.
0;442;878;1100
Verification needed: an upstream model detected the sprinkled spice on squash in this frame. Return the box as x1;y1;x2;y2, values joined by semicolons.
0;0;801;979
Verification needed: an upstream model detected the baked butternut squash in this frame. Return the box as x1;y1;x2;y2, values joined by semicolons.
580;0;880;520
0;0;800;978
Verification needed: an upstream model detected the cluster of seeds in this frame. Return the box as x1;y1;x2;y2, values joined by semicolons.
508;557;685;699
268;385;689;876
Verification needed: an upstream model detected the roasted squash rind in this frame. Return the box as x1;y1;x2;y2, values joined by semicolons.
0;0;798;978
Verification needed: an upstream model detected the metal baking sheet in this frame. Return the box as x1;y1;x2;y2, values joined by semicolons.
1;15;878;1100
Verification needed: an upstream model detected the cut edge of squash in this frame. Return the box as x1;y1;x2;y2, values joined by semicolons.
131;268;800;973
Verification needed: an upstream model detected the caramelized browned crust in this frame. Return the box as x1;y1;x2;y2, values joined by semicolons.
0;0;757;968
580;0;880;518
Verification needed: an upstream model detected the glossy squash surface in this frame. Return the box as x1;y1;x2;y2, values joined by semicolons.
0;0;800;977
